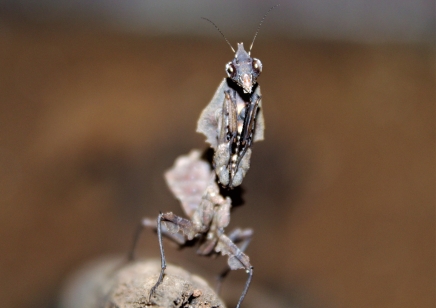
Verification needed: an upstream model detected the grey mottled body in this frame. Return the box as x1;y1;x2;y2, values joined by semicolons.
197;43;265;188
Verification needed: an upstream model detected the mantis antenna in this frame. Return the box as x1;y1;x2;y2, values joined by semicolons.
201;17;235;53
249;4;280;55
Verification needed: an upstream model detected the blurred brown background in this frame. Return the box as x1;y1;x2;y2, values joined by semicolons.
0;1;434;308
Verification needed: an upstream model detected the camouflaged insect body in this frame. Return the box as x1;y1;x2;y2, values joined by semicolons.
197;44;265;188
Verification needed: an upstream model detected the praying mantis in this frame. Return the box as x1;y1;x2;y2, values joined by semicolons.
131;5;279;308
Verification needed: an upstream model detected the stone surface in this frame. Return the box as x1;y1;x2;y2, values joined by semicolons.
59;258;226;308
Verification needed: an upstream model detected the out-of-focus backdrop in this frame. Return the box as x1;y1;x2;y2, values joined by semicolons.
0;1;434;307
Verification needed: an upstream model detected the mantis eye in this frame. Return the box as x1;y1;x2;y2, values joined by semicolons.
226;63;235;77
252;58;262;74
